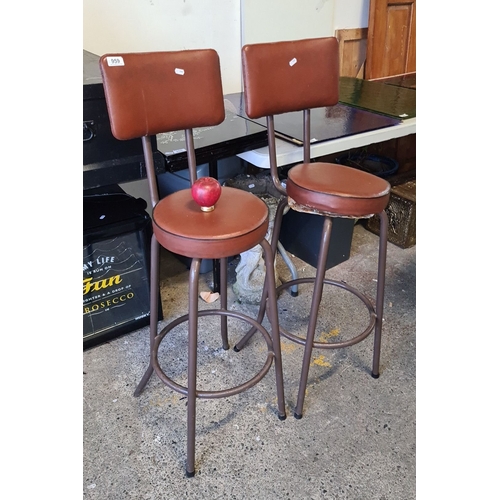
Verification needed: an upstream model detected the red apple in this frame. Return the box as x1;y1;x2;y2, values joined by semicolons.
191;177;222;212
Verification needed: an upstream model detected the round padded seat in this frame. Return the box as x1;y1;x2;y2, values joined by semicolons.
286;163;391;218
152;186;269;259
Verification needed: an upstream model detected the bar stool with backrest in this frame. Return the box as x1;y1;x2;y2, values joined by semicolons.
99;49;286;477
235;37;390;419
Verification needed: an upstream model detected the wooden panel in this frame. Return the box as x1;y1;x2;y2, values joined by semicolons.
336;28;368;78
385;4;415;75
406;5;417;74
365;0;416;80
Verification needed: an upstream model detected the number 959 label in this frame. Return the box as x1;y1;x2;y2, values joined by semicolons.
106;56;124;66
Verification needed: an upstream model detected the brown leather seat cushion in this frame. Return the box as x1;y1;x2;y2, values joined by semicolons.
153;187;269;259
286;163;390;218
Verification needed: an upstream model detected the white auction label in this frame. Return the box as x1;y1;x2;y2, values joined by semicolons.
175;68;185;75
106;56;124;66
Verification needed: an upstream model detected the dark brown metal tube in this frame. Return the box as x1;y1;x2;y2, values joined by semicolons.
186;258;201;476
261;238;286;419
372;210;388;377
141;136;160;207
295;217;332;418
267;116;287;197
134;234;160;397
220;257;229;350
303;109;311;163
185;129;197;186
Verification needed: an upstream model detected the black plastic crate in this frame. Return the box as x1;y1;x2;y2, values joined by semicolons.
279;209;354;270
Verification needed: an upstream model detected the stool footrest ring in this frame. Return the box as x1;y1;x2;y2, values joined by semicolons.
276;277;377;349
151;309;276;399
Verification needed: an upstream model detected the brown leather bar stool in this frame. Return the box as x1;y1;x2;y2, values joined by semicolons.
99;49;286;477
235;37;390;419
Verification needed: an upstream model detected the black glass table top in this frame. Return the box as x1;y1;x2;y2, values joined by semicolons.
377;73;416;90
156;109;268;172
339;77;416;119
224;92;401;146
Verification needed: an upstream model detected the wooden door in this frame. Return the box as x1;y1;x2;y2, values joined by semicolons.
365;0;416;80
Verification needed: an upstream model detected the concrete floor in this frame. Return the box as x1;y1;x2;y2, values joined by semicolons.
83;223;416;499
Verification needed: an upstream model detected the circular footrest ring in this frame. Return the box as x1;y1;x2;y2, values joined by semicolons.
276;277;377;349
151;309;275;399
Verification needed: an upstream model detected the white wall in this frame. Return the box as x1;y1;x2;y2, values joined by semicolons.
240;0;336;45
83;0;242;94
333;0;370;32
83;0;369;95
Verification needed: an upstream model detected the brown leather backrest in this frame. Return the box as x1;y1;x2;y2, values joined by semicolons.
241;37;339;119
99;50;225;141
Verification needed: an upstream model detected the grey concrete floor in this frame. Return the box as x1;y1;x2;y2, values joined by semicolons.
83;223;416;499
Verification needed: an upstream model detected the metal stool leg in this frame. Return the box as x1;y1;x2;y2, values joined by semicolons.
233;197;288;352
186;258;201;477
134;234;160;397
372;210;388;378
294;217;333;419
277;240;299;296
233;279;268;352
220;257;229;350
261;238;286;419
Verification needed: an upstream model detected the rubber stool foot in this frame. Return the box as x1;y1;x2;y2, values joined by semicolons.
233;346;240;353
278;414;287;421
371;372;380;379
294;412;303;420
186;470;195;478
